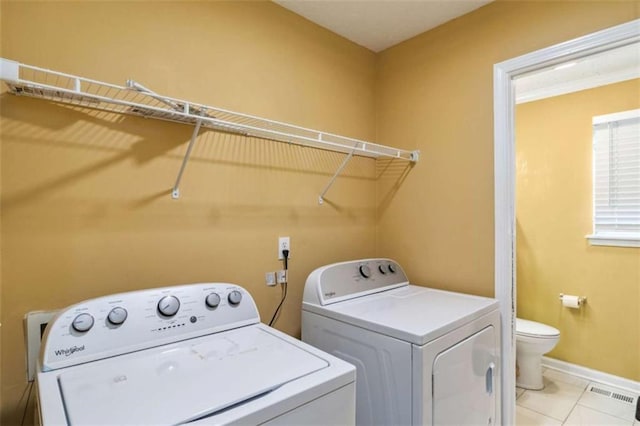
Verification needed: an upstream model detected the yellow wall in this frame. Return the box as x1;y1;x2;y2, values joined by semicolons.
0;2;376;424
0;0;3;416
516;80;640;381
375;1;638;296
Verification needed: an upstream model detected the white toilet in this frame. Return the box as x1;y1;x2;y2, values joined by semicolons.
516;318;560;390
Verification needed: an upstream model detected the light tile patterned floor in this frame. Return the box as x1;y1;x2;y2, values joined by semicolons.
516;368;639;425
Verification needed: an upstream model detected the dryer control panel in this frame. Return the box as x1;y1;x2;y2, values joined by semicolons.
303;258;409;306
40;283;259;371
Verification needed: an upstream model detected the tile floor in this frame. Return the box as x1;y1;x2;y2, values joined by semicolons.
516;368;639;425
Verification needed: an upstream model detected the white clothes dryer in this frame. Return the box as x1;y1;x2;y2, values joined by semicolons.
302;258;501;426
37;283;355;425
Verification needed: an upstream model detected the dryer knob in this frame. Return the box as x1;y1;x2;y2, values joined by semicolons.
388;264;397;273
359;265;371;279
72;313;94;332
107;307;128;325
206;292;221;308
378;265;387;274
228;290;242;306
157;295;180;317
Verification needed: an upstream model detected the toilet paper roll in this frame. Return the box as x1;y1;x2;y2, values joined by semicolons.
561;294;581;309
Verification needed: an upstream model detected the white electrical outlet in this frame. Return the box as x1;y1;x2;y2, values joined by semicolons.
277;269;288;284
24;310;59;382
265;272;276;286
278;236;290;260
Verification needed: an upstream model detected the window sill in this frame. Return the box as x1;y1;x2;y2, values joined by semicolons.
586;234;640;248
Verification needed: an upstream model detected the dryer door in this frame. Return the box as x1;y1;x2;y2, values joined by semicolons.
432;326;497;426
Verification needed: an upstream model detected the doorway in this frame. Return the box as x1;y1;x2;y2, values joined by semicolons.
493;19;640;425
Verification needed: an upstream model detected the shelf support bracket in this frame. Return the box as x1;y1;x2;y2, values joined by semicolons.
172;118;203;199
318;145;358;205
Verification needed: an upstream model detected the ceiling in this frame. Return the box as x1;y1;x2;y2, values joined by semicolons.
515;42;640;103
273;0;493;52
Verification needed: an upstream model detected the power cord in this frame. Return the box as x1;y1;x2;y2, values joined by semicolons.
268;278;287;326
269;249;289;326
20;381;34;426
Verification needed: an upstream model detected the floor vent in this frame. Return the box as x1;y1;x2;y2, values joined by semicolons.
589;386;636;405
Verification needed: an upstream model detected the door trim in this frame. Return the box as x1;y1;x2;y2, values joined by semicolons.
493;19;640;425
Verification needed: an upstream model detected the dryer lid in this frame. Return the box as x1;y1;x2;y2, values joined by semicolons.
516;318;560;337
57;326;329;425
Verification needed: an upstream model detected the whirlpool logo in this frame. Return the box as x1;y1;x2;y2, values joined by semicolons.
54;345;85;357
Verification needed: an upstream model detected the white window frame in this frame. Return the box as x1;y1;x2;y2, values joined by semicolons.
586;108;640;248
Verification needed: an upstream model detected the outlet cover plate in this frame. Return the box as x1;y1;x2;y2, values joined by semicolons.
24;310;58;382
278;236;290;260
265;272;276;286
277;269;287;284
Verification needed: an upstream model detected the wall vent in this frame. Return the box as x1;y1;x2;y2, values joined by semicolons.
589;386;636;405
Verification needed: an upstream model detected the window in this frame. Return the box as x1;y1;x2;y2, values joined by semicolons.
587;109;640;247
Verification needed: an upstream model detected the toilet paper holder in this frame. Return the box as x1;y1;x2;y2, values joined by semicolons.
558;293;587;305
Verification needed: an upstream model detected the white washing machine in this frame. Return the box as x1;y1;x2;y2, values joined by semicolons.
302;258;501;426
37;283;355;425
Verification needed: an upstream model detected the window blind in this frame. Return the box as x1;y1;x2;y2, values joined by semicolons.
591;109;640;246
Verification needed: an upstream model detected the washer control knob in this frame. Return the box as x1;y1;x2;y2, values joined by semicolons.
72;313;94;332
107;307;128;325
378;265;387;274
205;292;221;308
388;264;397;273
359;265;371;279
228;290;242;305
157;295;180;317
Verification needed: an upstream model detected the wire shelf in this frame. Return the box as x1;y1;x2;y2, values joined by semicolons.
0;58;419;201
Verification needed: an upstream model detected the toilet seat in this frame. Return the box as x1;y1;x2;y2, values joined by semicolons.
516;318;560;338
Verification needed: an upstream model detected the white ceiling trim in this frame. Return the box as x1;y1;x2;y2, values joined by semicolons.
515;42;640;104
516;67;640;104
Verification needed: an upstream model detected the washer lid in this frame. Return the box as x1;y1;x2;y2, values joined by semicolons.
57;326;329;425
303;285;499;346
516;318;560;337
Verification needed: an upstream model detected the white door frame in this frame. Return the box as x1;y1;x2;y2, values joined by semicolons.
493;19;640;425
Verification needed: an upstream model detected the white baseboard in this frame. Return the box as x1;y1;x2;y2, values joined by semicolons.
542;356;640;394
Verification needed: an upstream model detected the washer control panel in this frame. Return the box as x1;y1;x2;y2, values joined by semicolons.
303;258;409;306
41;283;259;371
